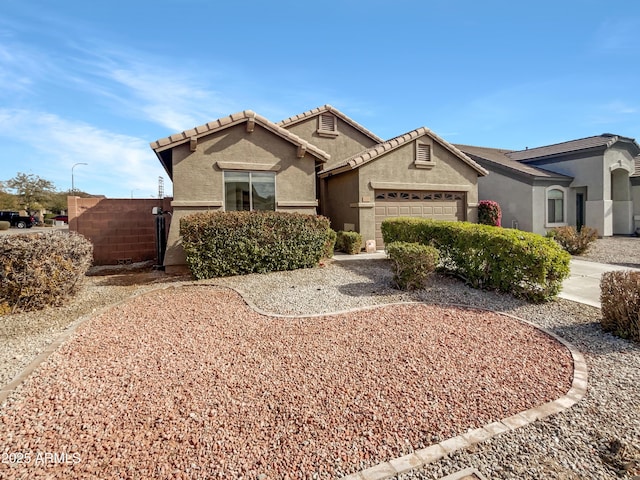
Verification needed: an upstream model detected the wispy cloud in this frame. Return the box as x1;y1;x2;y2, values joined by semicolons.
0;108;169;196
64;44;240;132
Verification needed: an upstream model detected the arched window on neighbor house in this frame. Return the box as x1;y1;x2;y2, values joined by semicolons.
546;186;567;226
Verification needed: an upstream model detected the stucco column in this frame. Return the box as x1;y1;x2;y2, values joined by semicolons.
586;200;612;236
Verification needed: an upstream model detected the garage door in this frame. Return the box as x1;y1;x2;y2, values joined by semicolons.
374;190;465;246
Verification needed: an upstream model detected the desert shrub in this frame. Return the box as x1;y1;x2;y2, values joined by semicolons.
381;217;570;302
478;200;502;227
387;242;439;290
336;230;362;254
549;225;598;255
600;271;640;341
180;211;331;279
0;221;9;230
0;232;93;314
323;228;337;258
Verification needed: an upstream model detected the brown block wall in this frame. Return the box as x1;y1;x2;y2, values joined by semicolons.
68;196;173;266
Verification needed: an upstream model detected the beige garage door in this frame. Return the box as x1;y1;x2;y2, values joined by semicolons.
374;190;465;246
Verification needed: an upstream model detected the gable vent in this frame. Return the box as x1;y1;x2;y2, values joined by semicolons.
417;144;431;162
319;113;336;132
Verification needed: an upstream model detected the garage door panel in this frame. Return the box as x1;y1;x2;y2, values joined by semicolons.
386;206;399;216
374;189;465;246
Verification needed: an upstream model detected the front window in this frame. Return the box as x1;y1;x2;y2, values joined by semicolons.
224;171;275;211
547;188;564;223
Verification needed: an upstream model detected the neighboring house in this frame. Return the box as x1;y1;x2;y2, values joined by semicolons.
457;134;640;237
151;105;488;272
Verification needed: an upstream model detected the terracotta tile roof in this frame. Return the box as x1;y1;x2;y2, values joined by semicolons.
278;104;385;144
456;144;574;181
508;133;638;162
150;110;330;162
319;127;488;177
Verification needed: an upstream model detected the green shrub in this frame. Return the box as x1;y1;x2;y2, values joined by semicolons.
478;200;502;227
0;221;9;231
600;271;640;341
381;217;570;302
336;230;362;254
180;211;331;279
0;232;93;314
548;225;598;255
387;242;439;290
323;228;337;258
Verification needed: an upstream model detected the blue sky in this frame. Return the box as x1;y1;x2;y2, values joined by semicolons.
1;0;639;198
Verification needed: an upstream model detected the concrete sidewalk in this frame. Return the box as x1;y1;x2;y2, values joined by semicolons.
333;252;640;309
559;259;640;308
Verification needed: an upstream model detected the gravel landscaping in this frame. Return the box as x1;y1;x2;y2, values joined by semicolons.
0;242;639;479
574;236;640;268
0;287;573;479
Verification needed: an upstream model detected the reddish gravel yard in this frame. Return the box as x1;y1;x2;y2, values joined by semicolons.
0;286;573;479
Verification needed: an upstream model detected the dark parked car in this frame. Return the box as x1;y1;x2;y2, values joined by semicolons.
0;211;36;228
53;215;69;224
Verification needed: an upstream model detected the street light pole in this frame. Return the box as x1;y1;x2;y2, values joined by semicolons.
71;163;88;194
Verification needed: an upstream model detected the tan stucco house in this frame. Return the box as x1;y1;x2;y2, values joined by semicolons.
457;134;640;236
151;105;488;272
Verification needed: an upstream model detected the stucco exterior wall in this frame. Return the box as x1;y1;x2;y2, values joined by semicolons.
356;138;481;244
164;123;319;271
283;117;378;170
478;170;534;231
520;147;637;236
632;181;640;233
606;148;634;234
324;171;360;232
529;153;603;199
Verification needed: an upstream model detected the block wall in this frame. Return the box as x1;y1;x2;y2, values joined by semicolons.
68;196;173;265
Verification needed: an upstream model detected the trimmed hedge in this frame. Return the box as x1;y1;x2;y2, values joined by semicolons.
600;271;640;341
0;221;9;231
0;232;93;314
381;218;570;302
548;225;598;255
336;231;362;255
180;211;331;279
387;242;439;290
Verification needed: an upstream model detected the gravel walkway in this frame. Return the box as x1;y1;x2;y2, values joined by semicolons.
1;253;639;479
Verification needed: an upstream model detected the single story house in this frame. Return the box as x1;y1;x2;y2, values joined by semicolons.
151;105;488;272
457;134;640;236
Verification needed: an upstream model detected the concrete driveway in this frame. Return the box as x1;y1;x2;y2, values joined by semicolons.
559;259;640;308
